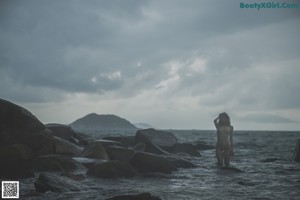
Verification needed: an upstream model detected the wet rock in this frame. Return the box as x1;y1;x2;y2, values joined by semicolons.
171;143;201;157
52;136;83;156
193;141;215;150
144;141;170;155
130;152;176;174
61;171;86;181
103;136;135;148
46;123;88;146
80;142;109;160
4;144;33;160
134;129;177;155
31;154;84;172
0;99;45;144
292;138;300;162
72;157;101;168
25;132;56;155
87;160;139;178
0;146;34;179
105;192;162;200
34;172;83;193
164;156;197;168
0;98;55;155
135;128;178;148
106;146;136;162
95;139;123;148
131;142;146;152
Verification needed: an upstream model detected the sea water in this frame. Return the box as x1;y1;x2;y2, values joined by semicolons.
20;130;300;200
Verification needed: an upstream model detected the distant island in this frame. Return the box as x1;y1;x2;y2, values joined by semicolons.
69;113;137;132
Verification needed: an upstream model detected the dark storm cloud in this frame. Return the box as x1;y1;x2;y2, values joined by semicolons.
1;0;299;99
0;0;300;129
0;0;148;98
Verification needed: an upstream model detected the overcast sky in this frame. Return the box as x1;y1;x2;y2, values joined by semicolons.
1;0;300;130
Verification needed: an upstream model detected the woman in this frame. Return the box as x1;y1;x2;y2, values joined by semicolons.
213;112;234;167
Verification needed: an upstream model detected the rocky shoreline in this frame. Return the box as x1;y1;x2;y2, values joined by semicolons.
1;98;299;199
0;98;217;199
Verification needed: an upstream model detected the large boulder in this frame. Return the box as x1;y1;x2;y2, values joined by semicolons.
4;144;34;160
51;136;83;156
0;145;34;179
105;192;162;200
193;141;215;150
0;99;56;155
34;172;84;193
87;160;139;178
145;142;170;155
46;123;88;146
164;156;197;168
24;131;56;155
106;146;136;162
61;171;86;181
102;136;135;148
292;139;300;162
72;157;101;169
0;98;45;144
132;142;146;152
31;154;85;172
171;143;201;157
94;139;123;148
130;152;176;174
80;142;109;160
135;129;178;149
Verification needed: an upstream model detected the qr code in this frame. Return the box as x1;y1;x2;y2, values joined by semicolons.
1;181;19;199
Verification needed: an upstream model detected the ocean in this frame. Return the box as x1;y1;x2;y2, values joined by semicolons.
20;130;300;200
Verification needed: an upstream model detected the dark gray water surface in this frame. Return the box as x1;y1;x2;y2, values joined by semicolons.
20;130;300;199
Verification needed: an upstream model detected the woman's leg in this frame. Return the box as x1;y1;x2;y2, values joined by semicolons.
216;148;223;166
224;150;231;167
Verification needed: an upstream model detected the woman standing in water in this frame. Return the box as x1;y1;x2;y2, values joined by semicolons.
214;112;234;167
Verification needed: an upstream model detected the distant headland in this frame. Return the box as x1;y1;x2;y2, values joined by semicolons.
69;113;138;131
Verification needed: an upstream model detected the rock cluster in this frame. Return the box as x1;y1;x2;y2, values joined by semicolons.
0;98;214;199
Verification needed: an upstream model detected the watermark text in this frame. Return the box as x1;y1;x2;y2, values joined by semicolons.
240;2;299;10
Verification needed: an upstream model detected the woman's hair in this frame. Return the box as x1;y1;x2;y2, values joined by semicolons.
218;112;231;126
